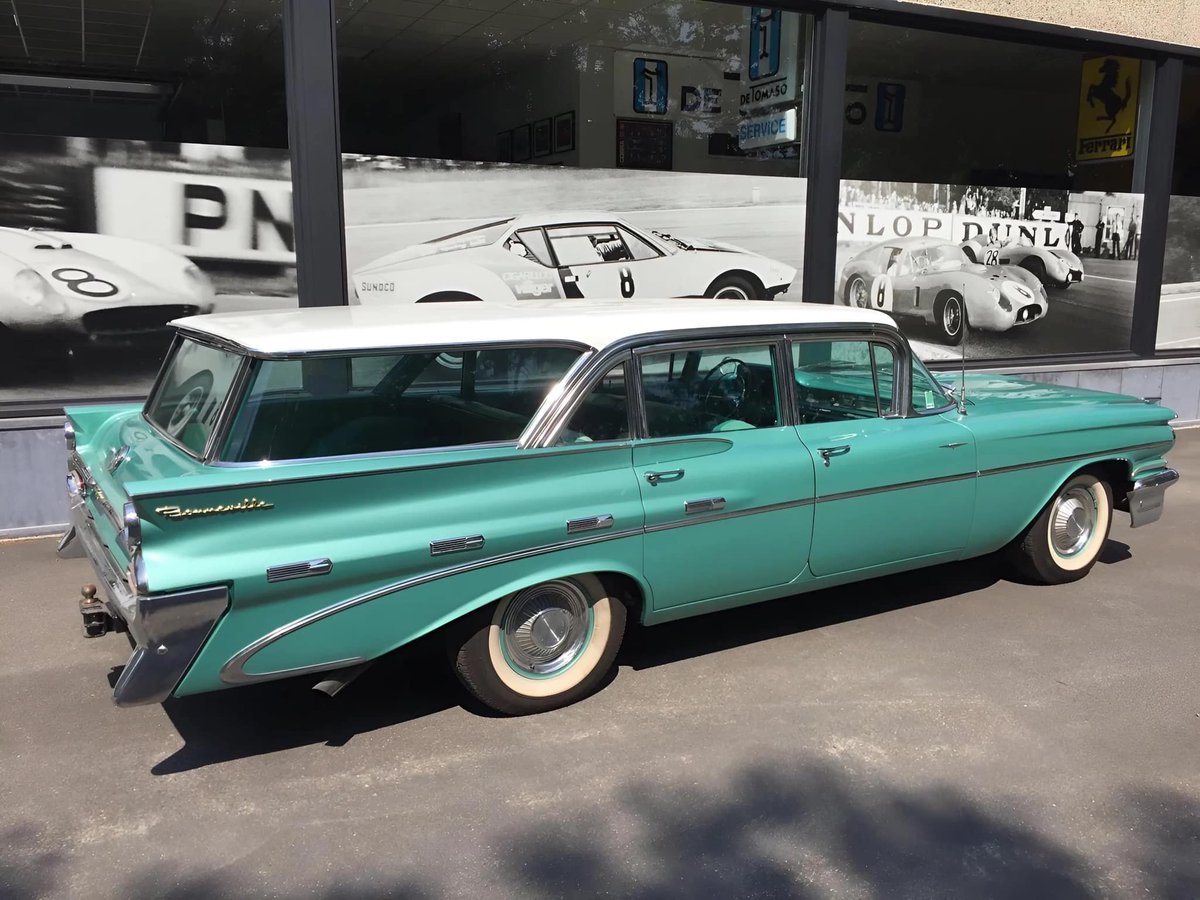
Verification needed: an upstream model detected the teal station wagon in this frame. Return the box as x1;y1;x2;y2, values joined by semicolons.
61;299;1180;715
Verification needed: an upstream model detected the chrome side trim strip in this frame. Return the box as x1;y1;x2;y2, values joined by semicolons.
430;534;485;556
819;471;975;503
219;525;645;685
644;497;813;534
978;441;1170;478
267;558;334;583
567;514;614;534
134;442;634;501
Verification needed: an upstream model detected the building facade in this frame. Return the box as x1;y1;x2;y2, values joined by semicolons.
2;0;1199;536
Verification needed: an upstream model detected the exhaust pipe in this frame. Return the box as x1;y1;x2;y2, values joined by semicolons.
312;661;373;697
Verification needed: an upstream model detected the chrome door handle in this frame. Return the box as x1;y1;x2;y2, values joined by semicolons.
818;445;851;466
645;469;684;485
940;441;967;450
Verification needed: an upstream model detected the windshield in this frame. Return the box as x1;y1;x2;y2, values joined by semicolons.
915;244;968;272
145;338;244;457
649;230;685;254
222;345;583;462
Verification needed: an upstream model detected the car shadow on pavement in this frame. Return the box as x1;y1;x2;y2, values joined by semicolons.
622;554;1006;671
150;637;462;776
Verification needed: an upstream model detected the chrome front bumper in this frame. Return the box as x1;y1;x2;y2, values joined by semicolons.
61;471;229;707
1128;468;1179;528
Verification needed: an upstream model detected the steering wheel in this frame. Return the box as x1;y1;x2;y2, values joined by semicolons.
698;357;753;419
166;371;213;438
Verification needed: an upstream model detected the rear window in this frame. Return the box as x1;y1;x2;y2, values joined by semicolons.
222;346;582;461
145;338;244;457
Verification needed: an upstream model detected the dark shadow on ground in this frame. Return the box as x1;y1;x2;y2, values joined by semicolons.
622;553;1005;671
6;760;1198;897
151;636;460;776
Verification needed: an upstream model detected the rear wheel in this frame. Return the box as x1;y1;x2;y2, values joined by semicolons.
1005;473;1113;584
705;273;763;301
449;574;627;715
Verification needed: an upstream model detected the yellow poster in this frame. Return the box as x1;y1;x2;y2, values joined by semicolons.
1077;56;1140;161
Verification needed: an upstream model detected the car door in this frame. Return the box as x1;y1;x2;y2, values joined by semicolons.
791;335;976;576
545;223;673;299
630;338;815;612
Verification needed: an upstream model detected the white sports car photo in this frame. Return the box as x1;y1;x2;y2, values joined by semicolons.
0;227;215;341
351;211;798;305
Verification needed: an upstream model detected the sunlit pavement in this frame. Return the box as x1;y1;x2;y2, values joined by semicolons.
2;430;1197;898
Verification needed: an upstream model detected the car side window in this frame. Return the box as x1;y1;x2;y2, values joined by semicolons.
911;357;952;412
618;227;661;261
792;339;898;424
547;225;633;265
638;343;780;438
559;363;630;444
507;228;554;267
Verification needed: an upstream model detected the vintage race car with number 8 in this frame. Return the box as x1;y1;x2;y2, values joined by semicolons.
351;211;797;305
838;236;1048;345
61;299;1178;715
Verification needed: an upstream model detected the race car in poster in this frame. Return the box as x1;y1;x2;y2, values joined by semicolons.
351;211;797;305
0;227;215;341
959;236;1085;289
837;236;1048;345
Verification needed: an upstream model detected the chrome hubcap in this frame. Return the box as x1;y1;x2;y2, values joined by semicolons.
501;579;590;675
944;299;962;335
1052;487;1096;556
851;280;867;308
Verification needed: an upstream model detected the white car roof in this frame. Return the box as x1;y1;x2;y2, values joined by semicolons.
173;298;897;356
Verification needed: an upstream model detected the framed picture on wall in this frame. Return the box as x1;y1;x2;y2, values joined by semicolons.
511;124;531;162
532;119;551;157
495;130;511;163
553;110;575;153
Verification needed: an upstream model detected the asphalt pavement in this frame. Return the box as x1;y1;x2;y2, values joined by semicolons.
2;431;1198;899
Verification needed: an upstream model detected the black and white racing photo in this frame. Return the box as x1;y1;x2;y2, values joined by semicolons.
0;135;295;404
835;179;1142;360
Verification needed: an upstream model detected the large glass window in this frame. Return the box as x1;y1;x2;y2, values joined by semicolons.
0;2;292;409
839;21;1148;362
224;346;582;461
792;339;896;423
338;2;810;308
1158;63;1200;351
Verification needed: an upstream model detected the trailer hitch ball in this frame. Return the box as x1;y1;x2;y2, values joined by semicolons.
80;584;113;638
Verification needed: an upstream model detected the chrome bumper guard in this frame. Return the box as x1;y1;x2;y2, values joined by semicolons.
61;473;229;707
1128;468;1179;528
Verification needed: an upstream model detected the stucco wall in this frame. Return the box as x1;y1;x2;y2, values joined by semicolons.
900;0;1199;48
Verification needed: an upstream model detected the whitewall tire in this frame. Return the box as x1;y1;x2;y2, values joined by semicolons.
450;574;627;715
1006;473;1113;584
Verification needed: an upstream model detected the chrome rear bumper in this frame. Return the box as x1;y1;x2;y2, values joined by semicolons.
62;465;229;707
1128;468;1179;528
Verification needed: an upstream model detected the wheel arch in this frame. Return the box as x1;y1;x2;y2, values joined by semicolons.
416;290;485;303
215;554;653;688
706;269;766;299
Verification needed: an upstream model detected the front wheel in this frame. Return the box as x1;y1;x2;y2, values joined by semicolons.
449;574;627;715
845;275;869;308
1004;473;1113;584
934;292;966;345
705;273;763;301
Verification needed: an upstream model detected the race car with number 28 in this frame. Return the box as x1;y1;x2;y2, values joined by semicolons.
959;236;1084;289
837;236;1048;346
351;211;797;305
0;227;216;342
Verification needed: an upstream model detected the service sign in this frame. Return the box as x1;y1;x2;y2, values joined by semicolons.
738;108;797;150
1076;56;1140;161
740;7;802;113
94;168;295;264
